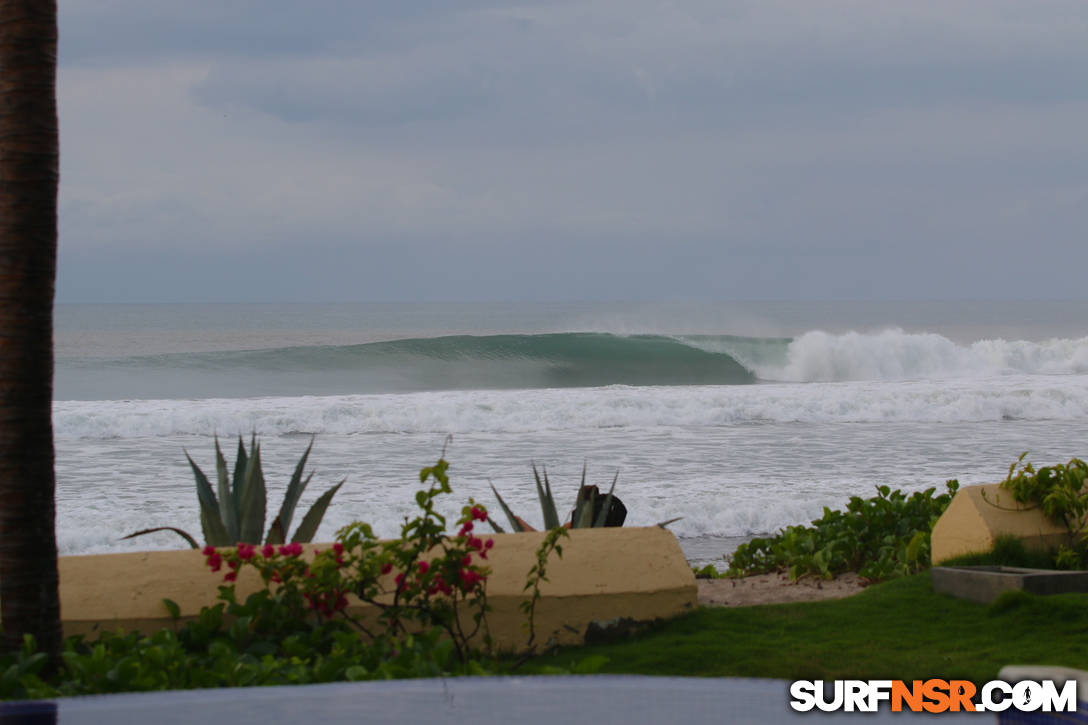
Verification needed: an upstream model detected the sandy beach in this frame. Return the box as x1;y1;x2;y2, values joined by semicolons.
697;572;868;607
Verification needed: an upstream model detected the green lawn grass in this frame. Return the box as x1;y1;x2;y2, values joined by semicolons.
523;573;1088;682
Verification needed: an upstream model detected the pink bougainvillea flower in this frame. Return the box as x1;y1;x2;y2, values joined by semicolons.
472;506;488;521
237;543;256;561
278;542;303;557
484;538;494;549
380;562;393;575
417;560;430;575
202;545;216;556
224;571;237;582
206;552;223;572
332;542;344;555
261;543;275;558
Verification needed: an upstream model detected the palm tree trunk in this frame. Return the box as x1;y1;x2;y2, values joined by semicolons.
0;0;62;660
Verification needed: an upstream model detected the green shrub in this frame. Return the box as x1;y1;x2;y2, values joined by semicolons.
993;454;1088;568
727;481;959;582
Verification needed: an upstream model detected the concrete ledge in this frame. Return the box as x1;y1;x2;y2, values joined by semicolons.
930;483;1070;564
57;527;697;651
932;565;1088;604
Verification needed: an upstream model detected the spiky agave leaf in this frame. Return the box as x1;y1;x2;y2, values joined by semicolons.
238;438;267;543
571;466;595;528
571;495;594;528
215;437;240;542
266;436;314;545
290;479;345;543
593;471;620;528
489;481;527;532
532;463;561;529
232;436;248;512
186;451;230;545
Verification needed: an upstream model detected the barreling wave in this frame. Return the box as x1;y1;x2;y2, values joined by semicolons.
55;333;756;400
54;329;1088;401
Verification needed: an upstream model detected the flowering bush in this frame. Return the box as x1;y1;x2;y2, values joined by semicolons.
204;457;497;661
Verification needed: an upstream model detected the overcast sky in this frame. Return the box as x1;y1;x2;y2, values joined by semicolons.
56;1;1088;303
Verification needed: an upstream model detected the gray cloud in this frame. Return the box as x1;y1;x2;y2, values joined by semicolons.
56;0;1088;302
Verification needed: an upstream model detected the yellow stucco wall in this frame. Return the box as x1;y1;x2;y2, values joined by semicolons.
930;483;1070;564
56;527;696;652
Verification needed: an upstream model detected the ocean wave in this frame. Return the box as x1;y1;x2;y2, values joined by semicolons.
55;330;1088;401
756;330;1088;381
56;333;755;399
52;375;1088;439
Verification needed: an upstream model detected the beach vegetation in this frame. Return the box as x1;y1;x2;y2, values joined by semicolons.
692;564;728;579
991;454;1088;568
488;463;626;532
727;481;959;581
124;435;344;548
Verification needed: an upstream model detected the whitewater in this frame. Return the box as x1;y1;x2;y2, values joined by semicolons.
52;301;1088;568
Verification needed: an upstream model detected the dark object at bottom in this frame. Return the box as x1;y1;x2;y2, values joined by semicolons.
575;485;627;527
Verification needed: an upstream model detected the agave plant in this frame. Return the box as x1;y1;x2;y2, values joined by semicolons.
488;464;626;533
124;435;344;549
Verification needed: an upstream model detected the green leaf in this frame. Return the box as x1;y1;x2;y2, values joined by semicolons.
232;436;249;510
291;479;345;543
162;598;181;620
592;471;620;528
238;440;267;543
572;655;610;674
265;436;314;545
216;437;240;542
533;463;560;529
489;481;527;532
187;451;231;546
570;464;593;529
345;665;369;681
266;517;287;546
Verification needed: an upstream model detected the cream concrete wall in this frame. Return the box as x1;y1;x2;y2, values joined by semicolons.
57;527;696;652
931;483;1071;564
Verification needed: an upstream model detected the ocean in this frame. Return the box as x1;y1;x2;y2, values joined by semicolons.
53;300;1088;569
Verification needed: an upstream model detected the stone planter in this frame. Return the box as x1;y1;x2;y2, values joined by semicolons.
931;565;1088;604
55;526;697;652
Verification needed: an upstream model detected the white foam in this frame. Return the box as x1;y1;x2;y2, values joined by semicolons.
754;330;1088;382
52;374;1088;439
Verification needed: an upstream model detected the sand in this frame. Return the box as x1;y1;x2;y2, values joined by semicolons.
697;572;868;607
